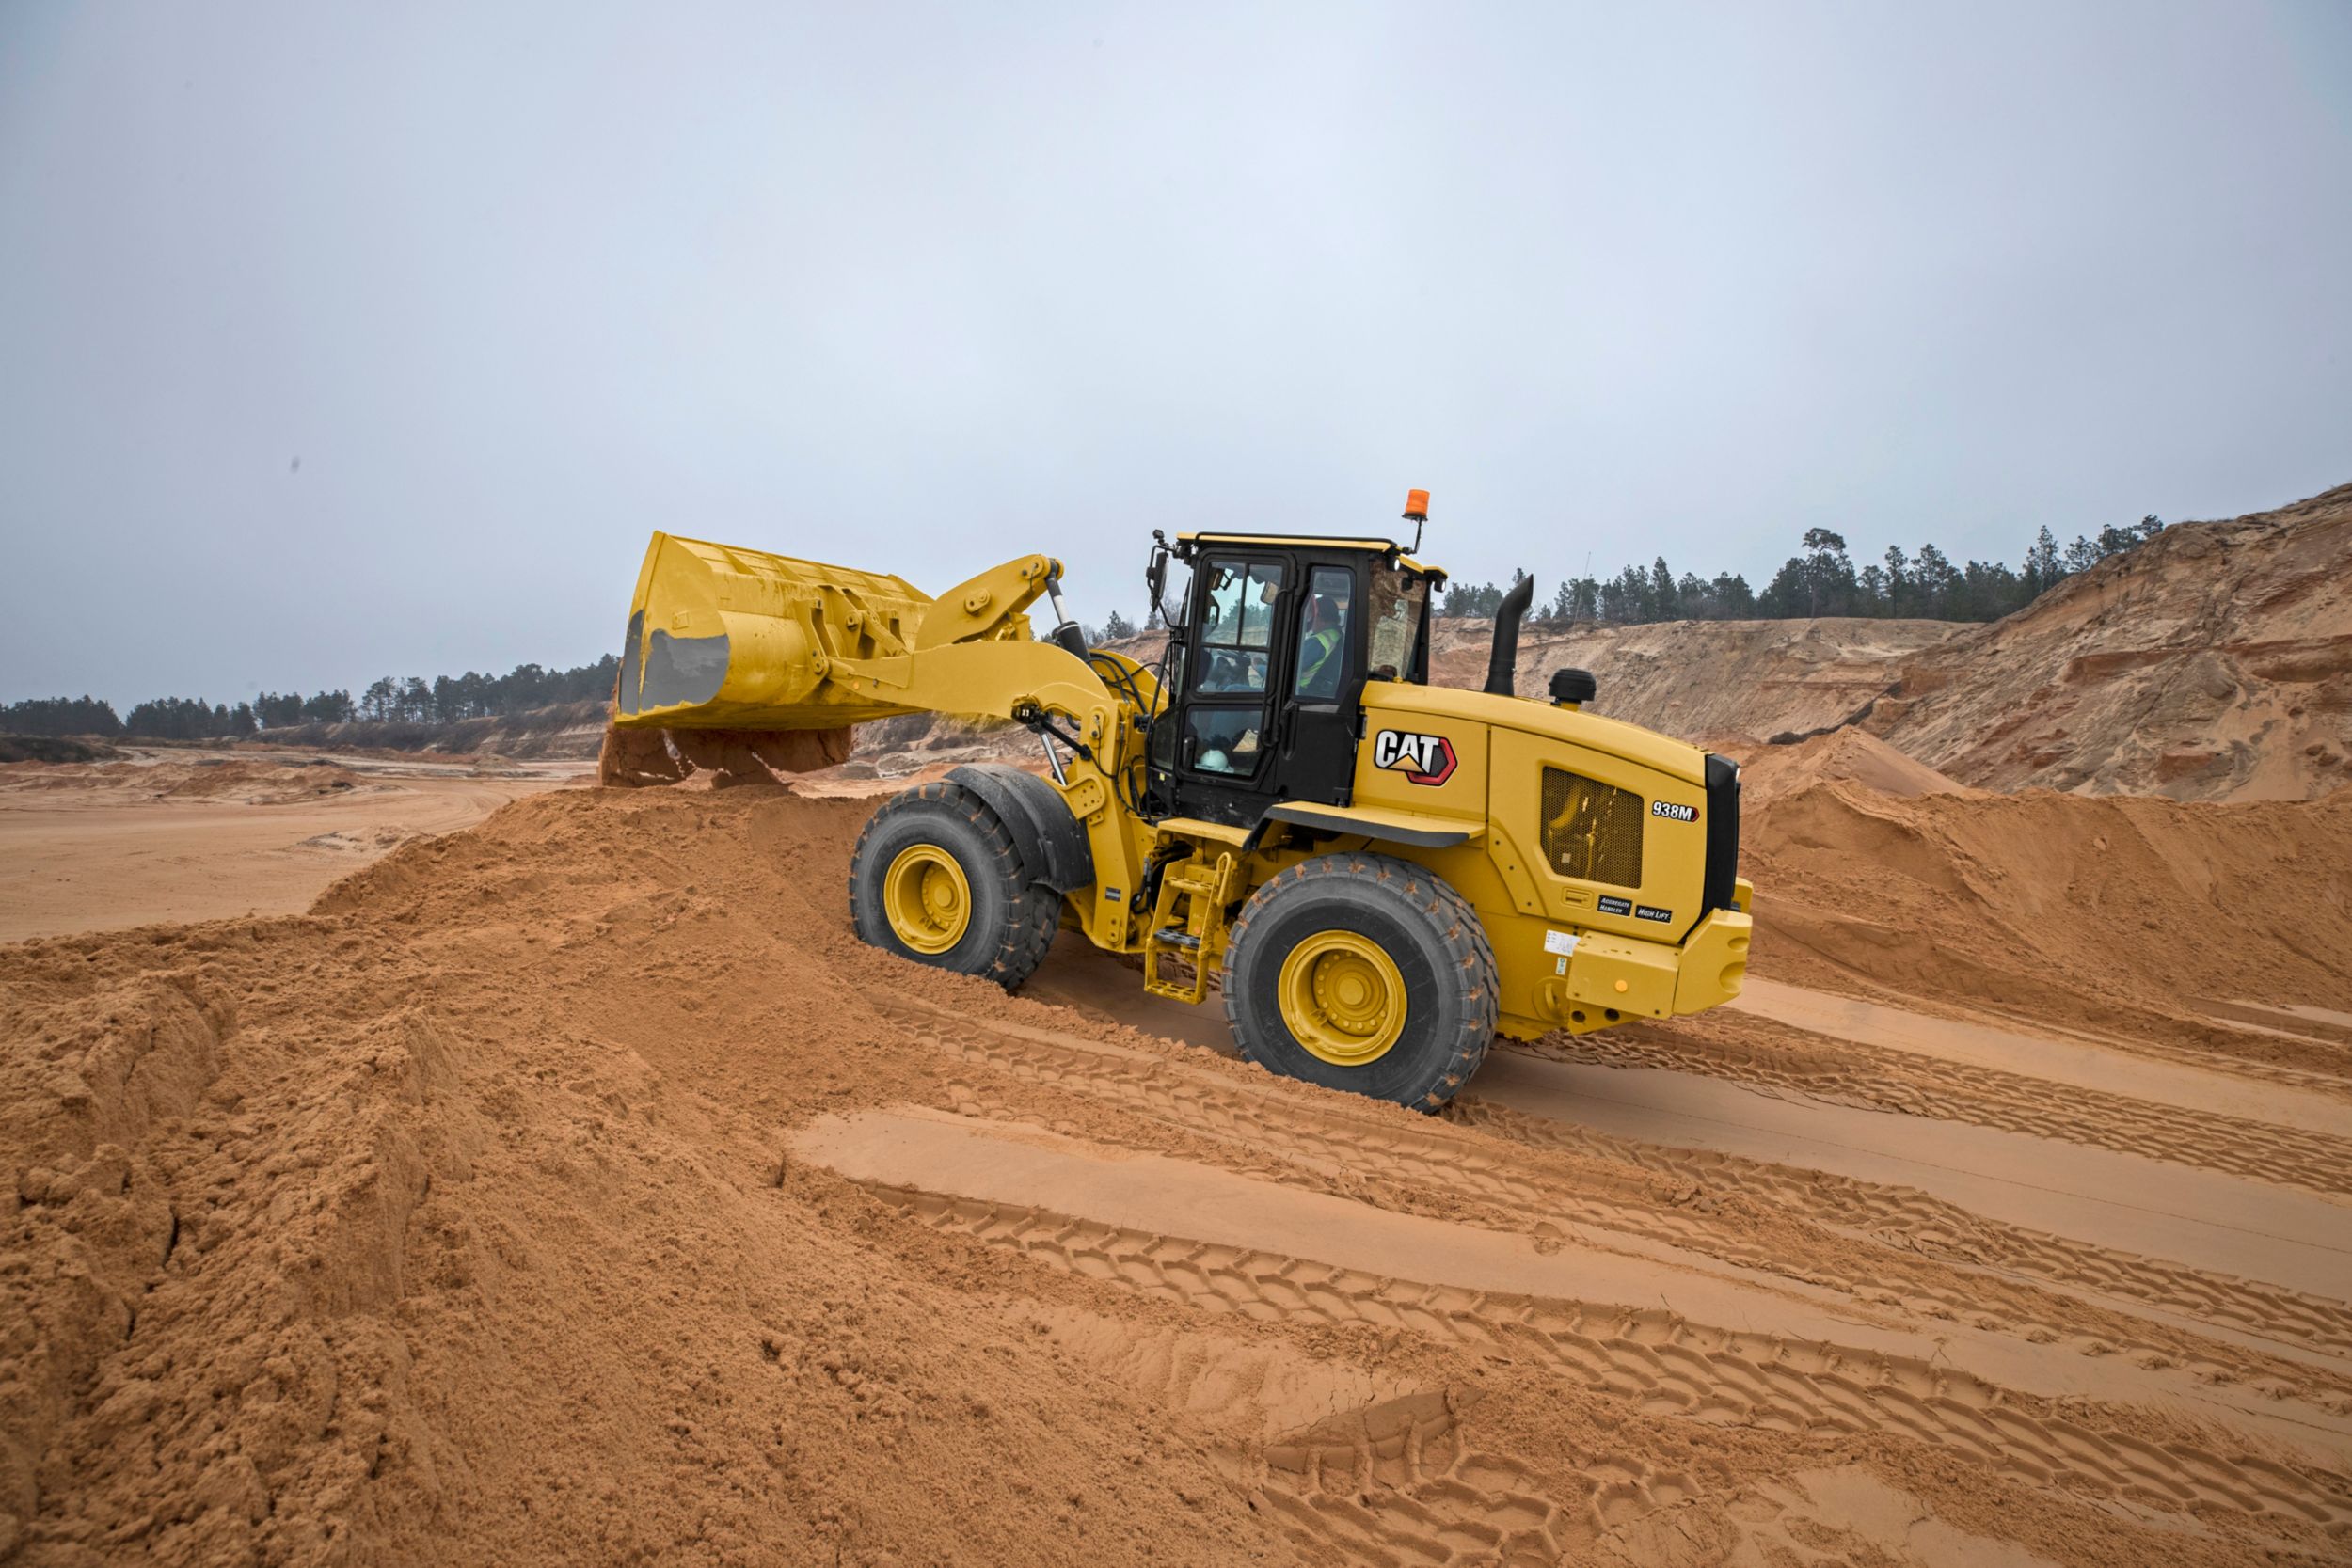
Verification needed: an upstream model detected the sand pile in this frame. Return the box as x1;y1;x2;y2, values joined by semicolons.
6;783;2351;1568
1745;778;2352;1066
0;789;1292;1567
1867;483;2352;801
156;761;373;806
1719;727;1975;807
0;761;161;795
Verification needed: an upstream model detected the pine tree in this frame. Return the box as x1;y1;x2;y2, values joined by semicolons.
1648;558;1677;620
1801;529;1853;616
1914;543;1959;617
2024;527;2061;595
1857;563;1889;615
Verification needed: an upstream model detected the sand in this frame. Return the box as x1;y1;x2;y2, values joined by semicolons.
0;748;585;943
4;764;2350;1568
1740;776;2352;1072
1869;483;2352;802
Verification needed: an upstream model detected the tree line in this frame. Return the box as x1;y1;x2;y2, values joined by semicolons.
3;655;622;740
1435;515;2167;624
0;695;272;740
294;656;622;727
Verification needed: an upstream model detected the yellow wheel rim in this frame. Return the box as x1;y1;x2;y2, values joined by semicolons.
882;844;972;955
1278;930;1408;1067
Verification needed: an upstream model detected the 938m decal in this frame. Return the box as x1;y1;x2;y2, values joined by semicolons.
1372;728;1458;786
1651;800;1698;822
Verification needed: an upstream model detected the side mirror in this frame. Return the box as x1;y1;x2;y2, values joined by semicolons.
1146;545;1167;609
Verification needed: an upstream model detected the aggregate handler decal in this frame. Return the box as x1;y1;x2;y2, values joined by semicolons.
1372;728;1458;785
1598;894;1674;923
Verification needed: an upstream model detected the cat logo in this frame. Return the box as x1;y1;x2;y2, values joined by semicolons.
1372;728;1458;786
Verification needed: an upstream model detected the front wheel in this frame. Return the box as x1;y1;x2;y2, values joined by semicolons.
849;782;1061;988
1222;853;1497;1110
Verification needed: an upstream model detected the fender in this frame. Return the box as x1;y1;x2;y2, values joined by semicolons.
1260;800;1484;849
947;764;1096;894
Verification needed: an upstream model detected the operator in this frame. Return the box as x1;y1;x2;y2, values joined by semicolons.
1296;591;1347;698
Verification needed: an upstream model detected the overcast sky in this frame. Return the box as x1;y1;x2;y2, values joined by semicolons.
2;3;2346;708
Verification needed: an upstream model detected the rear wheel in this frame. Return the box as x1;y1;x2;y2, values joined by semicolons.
1223;852;1497;1110
850;783;1061;987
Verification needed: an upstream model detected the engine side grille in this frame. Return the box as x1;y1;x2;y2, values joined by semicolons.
1539;767;1645;889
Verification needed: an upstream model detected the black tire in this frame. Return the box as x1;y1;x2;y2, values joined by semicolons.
849;782;1063;988
1222;852;1498;1111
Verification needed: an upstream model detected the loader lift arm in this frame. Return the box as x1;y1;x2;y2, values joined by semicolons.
611;531;1153;948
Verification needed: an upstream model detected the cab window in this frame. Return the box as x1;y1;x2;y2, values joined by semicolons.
1184;707;1263;775
1292;566;1353;700
1194;559;1286;694
1366;564;1428;682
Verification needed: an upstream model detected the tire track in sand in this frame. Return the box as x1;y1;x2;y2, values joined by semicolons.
1254;1388;1706;1566
872;994;2352;1370
1522;1027;2352;1196
1242;1386;2017;1568
866;1183;2352;1535
1449;1097;2352;1367
999;1309;1682;1566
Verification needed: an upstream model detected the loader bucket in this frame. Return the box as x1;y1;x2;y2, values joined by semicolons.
612;532;935;732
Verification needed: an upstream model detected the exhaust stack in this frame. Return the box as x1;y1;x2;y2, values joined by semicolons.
1483;574;1535;697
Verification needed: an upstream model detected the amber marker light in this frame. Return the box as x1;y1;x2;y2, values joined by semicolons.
1403;488;1430;520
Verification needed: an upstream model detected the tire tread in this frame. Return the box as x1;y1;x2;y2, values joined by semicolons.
848;782;1064;989
1222;850;1498;1110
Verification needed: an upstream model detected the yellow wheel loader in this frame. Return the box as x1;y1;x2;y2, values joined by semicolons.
609;492;1751;1110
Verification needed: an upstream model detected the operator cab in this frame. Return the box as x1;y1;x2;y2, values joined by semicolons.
1142;528;1444;827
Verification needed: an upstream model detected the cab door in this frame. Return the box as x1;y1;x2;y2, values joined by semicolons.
1273;562;1361;805
1167;553;1290;823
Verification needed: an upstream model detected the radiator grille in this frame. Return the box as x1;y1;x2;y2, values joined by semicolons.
1539;768;1645;888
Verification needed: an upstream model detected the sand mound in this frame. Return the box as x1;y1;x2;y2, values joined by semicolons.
156;760;373;805
6;785;2349;1567
0;761;153;794
1734;728;1973;807
2;790;1268;1566
1746;780;2352;1067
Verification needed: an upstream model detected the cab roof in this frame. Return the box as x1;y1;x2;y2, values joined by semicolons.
1176;531;1443;579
